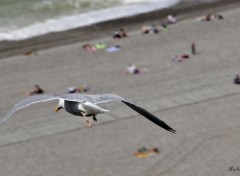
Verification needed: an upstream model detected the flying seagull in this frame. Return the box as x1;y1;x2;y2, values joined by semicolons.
0;93;176;133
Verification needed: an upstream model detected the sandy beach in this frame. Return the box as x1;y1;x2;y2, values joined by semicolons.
0;1;240;176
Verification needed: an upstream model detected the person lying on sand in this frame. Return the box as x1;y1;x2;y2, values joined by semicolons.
196;13;224;21
141;24;159;34
125;64;148;75
171;54;190;62
141;25;151;34
25;85;44;96
134;147;160;158
126;64;140;74
83;44;96;52
67;85;91;94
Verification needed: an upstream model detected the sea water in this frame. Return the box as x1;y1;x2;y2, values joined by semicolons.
0;0;215;41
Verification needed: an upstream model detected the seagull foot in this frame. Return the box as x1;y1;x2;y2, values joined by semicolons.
92;115;97;122
85;119;94;128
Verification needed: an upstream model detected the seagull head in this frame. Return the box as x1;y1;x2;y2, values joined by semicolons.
54;99;64;112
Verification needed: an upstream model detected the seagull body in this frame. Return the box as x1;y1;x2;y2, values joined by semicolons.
60;99;109;117
0;93;176;133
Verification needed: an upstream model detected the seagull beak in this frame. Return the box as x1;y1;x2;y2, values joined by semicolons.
54;106;62;112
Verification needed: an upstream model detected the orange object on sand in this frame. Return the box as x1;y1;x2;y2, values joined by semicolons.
134;147;160;158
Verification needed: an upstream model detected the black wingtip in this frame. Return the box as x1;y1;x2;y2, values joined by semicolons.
169;128;176;134
122;100;176;133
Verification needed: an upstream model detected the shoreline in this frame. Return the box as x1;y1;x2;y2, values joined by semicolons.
0;0;240;59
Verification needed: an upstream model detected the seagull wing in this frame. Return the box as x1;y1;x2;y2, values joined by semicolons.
60;93;91;103
79;93;176;133
122;101;176;133
0;94;60;123
88;94;125;104
60;93;125;104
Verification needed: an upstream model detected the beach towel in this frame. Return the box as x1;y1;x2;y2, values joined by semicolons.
106;45;121;53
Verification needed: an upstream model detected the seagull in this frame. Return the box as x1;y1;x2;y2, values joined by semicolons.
0;93;176;133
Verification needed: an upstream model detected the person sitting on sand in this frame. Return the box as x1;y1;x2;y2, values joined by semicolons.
25;85;44;96
119;28;128;38
112;28;128;39
167;14;177;24
112;31;121;39
217;14;224;20
234;74;240;85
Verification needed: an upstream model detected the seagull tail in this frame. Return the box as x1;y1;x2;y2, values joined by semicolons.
122;101;176;133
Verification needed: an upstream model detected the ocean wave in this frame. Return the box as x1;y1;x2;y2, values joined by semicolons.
0;0;181;41
123;0;165;4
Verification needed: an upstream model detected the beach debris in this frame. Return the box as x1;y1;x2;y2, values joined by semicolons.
134;147;160;158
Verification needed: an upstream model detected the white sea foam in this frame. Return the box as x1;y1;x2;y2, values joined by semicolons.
123;0;162;4
0;0;181;41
